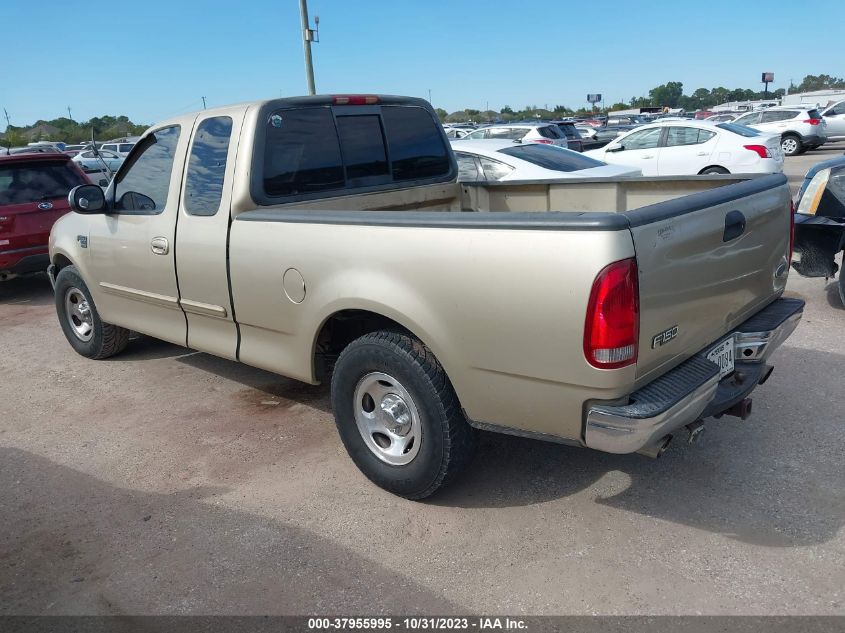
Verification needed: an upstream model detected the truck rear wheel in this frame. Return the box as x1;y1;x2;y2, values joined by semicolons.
55;265;130;359
330;330;475;499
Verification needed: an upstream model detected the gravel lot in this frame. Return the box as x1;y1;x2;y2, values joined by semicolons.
2;145;844;616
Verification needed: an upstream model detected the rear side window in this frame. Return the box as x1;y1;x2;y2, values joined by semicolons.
118;143;134;153
336;115;389;181
381;106;451;181
538;126;562;139
185;116;233;216
488;127;525;140
263;108;344;197
499;144;605;171
761;110;795;123
807;109;822;120
665;127;715;146
0;161;86;205
455;152;481;181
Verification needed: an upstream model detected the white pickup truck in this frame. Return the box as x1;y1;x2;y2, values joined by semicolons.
49;95;803;498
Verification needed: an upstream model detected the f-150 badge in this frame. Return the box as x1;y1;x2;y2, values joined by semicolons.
652;325;678;348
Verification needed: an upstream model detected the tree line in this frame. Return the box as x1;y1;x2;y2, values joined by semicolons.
438;74;845;123
1;115;148;147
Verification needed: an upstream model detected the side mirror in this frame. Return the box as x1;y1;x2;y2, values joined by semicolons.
68;184;106;214
606;145;625;153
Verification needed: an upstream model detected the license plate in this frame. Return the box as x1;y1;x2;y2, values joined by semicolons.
707;336;735;378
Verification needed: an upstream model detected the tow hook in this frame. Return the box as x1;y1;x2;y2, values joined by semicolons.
722;397;753;421
685;420;705;444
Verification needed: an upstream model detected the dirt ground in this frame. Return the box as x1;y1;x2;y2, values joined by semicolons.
1;146;844;615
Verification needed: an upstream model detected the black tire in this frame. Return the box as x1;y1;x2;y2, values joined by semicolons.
781;134;803;157
54;265;130;359
700;166;730;175
331;330;475;499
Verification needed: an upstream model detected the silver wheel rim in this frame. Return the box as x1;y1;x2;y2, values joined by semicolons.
353;372;422;466
64;287;94;342
782;138;798;154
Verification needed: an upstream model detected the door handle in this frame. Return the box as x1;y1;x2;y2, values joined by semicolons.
150;237;169;255
642;155;654;159
696;152;708;156
723;210;746;242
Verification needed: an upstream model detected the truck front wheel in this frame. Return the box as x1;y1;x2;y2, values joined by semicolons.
54;265;130;359
330;330;475;499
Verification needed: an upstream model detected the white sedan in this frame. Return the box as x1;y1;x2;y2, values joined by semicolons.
450;139;641;181
584;121;783;176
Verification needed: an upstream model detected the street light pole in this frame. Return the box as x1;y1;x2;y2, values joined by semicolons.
299;0;317;95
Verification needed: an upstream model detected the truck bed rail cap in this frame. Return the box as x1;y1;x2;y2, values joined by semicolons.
235;210;631;231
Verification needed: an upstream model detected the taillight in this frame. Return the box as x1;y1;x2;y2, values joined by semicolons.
332;95;379;105
803;118;821;125
743;144;771;158
532;139;553;144
584;258;639;369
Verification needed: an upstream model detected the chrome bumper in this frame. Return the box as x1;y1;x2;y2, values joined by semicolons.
584;298;804;455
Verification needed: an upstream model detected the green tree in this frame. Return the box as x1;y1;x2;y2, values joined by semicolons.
649;81;684;108
500;105;514;114
434;108;448;122
796;74;845;92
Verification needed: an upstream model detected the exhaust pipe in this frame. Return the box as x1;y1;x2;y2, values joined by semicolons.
758;365;774;385
685;420;705;444
636;435;673;459
723;397;753;421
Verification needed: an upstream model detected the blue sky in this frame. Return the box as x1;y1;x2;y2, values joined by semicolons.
2;0;843;127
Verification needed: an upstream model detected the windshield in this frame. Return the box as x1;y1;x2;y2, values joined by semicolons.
498;144;605;172
0;161;86;205
716;123;761;138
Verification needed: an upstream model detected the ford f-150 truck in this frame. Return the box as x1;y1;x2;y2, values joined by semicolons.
48;95;803;499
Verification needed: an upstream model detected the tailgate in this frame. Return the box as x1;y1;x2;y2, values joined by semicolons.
628;174;792;384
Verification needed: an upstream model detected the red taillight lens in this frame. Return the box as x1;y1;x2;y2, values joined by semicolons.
743;144;771;158
532;138;553;144
584;258;639;369
332;95;379;105
803;118;821;125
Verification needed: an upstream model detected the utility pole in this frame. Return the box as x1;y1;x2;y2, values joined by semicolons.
202;96;207;110
67;106;73;121
428;89;432;104
299;0;319;95
3;108;10;127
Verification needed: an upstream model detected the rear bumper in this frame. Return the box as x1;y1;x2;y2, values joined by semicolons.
0;245;49;279
799;133;827;146
584;297;804;454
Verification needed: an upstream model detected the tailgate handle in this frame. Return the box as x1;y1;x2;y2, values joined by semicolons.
723;210;746;242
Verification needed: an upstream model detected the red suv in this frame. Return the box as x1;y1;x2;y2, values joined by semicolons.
0;152;91;281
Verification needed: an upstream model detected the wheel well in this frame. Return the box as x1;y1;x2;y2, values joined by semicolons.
781;132;799;139
52;254;73;272
314;310;407;382
698;165;730;175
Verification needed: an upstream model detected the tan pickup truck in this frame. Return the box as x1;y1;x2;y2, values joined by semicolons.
49;95;803;499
